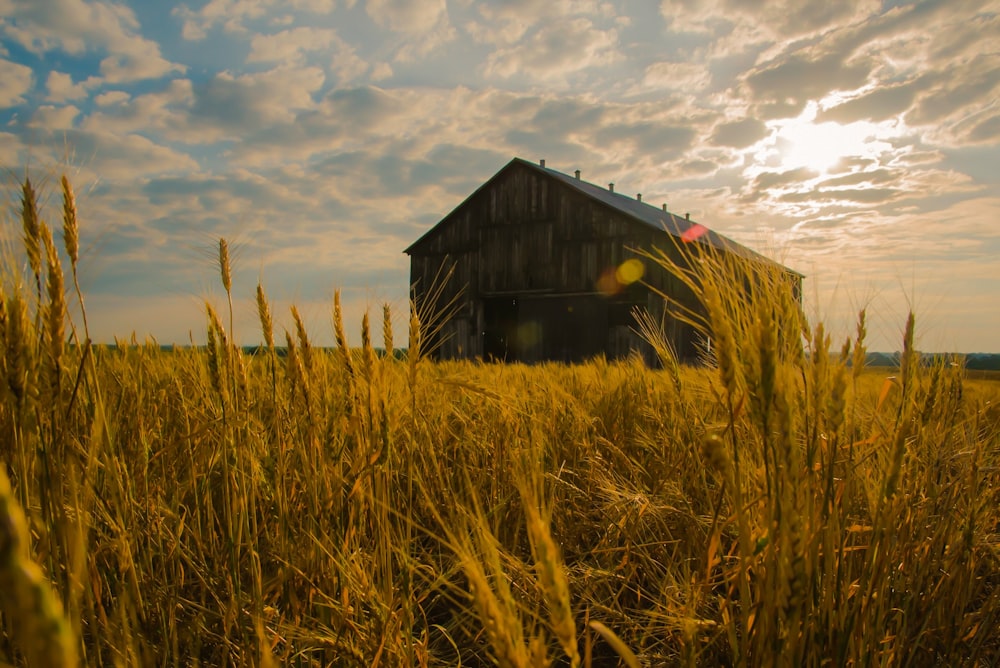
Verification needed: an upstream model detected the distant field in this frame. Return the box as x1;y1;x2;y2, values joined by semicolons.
964;368;1000;382
864;365;1000;383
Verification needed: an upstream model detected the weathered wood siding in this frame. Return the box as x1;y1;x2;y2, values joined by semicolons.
408;161;707;363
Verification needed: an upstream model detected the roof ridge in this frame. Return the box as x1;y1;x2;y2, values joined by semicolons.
516;157;796;274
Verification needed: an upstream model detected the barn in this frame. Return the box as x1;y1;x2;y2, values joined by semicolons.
404;157;799;364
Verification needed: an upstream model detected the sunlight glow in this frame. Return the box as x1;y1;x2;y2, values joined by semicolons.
756;102;897;176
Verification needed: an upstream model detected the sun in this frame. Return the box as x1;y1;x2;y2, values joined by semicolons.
767;102;890;175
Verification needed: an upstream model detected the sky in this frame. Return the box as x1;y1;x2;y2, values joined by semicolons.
1;0;998;353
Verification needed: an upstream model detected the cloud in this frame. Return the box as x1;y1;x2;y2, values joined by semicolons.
594;121;696;154
187;65;325;137
818;81;921;124
94;90;130;106
483;16;621;80
967;114;1000;144
247;26;333;63
642;61;712;92
45;70;90;102
818;168;895;188
0;58;32;107
2;0;184;83
744;49;873;119
710;118;767;148
81;79;194;138
467;0;604;44
366;0;448;33
658;0;880;56
26;103;80;128
907;53;1000;135
752;167;820;191
26;129;202;180
173;0;275;39
246;26;369;83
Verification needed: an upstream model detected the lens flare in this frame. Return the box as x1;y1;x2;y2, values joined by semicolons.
596;267;620;296
616;259;645;285
681;223;707;243
598;259;646;296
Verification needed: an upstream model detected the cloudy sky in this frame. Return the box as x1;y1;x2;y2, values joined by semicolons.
2;0;998;353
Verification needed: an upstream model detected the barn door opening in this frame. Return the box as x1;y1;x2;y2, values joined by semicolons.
482;297;518;361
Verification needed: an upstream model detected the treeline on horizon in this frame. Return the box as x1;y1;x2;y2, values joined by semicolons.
137;344;1000;371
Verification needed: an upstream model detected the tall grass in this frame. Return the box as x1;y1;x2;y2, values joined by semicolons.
0;175;997;666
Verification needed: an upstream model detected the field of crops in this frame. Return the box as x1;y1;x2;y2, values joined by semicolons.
2;177;998;666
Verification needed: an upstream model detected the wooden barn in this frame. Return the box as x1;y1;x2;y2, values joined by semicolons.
404;157;799;364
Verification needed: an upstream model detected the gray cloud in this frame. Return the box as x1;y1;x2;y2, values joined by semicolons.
818;82;921;124
594;122;696;154
968;115;1000;144
780;187;901;205
745;50;873;116
753;167;820;190
187;66;325;135
818;168;895;188
908;54;1000;127
710;118;767;148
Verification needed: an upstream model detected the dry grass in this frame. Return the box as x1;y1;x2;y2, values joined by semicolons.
0;175;998;666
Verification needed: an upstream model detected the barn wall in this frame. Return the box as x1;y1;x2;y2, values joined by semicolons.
408;161;737;363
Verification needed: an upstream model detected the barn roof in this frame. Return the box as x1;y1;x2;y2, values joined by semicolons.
406;157;800;276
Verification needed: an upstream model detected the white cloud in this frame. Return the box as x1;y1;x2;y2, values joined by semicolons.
173;0;336;39
190;66;325;132
66;130;201;180
173;0;272;39
27;104;79;128
94;90;130;106
2;0;184;83
0;58;33;107
98;48;183;85
247;26;337;63
246;26;368;83
46;70;90;102
370;62;393;81
484;17;621;81
82;79;194;137
366;0;448;33
469;0;604;44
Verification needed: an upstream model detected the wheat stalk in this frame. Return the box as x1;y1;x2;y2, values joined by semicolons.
256;282;274;351
382;302;394;359
0;467;78;667
41;222;65;402
524;499;579;667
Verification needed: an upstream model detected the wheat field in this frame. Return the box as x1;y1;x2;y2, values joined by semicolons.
1;175;998;666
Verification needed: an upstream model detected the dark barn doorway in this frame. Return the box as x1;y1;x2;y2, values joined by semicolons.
483;295;619;363
483;297;518;361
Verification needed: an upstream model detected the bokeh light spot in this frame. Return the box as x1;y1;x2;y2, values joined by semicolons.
681;223;707;243
616;259;645;285
596;267;621;296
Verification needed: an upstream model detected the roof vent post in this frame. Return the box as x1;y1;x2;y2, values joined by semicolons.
662;203;667;212
637;193;642;202
575;170;581;179
609;183;614;193
539;159;545;167
685;212;690;220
